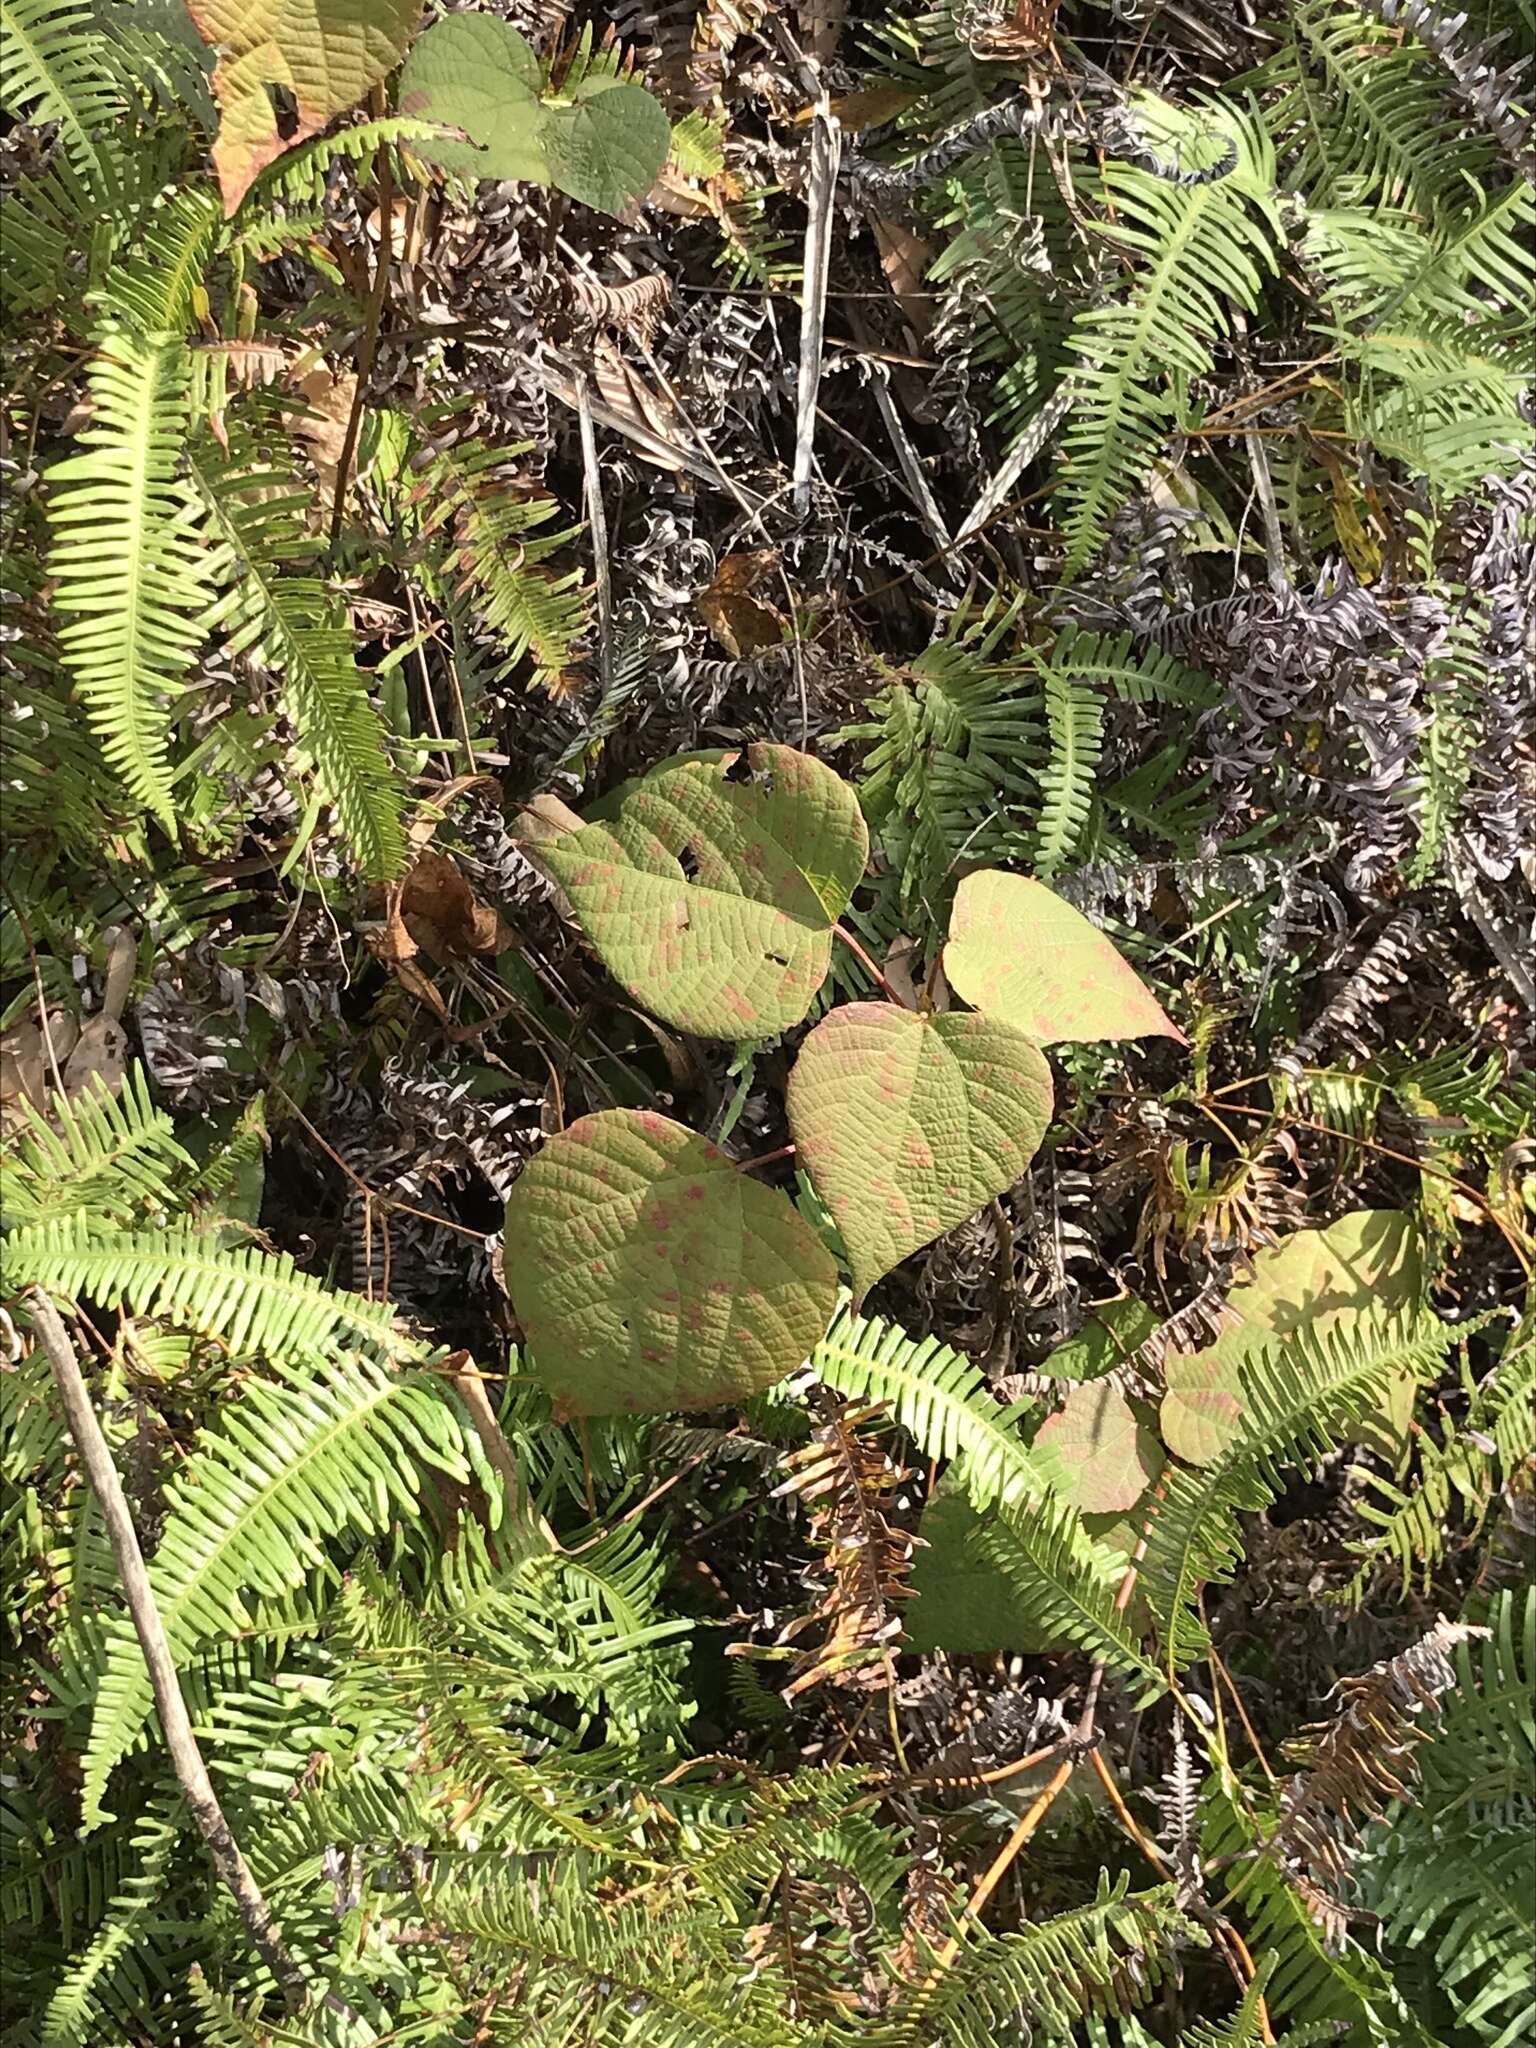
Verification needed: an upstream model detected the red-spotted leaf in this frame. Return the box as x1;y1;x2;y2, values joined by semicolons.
539;745;867;1039
1160;1349;1248;1467
185;0;424;214
786;1004;1052;1301
944;871;1184;1046
1032;1381;1164;1513
1160;1210;1423;1466
503;1109;838;1415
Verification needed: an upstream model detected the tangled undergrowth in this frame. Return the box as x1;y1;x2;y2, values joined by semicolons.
1;0;1533;2043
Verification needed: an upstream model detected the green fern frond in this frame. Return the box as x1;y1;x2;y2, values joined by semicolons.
1140;1312;1455;1670
91;182;221;340
78;1351;481;1826
420;1864;802;2046
1347;1324;1534;1597
963;1487;1166;1700
1057;105;1281;571
45;327;215;827
1203;1787;1426;2045
39;1800;183;2048
0;1064;192;1227
1352;1592;1536;2046
6;1221;418;1363
96;0;215;129
1270;0;1498;211
1371;1821;1535;2048
193;452;406;878
811;1301;1043;1512
412;438;589;690
0;0;122;201
901;1876;1201;2047
1034;664;1104;875
1045;623;1222;708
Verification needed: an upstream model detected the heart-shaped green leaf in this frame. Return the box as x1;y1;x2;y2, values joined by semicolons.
396;14;549;184
1160;1209;1423;1465
397;16;668;214
542;80;671;216
786;1004;1053;1301
1032;1381;1164;1513
503;1109;838;1415
944;871;1185;1046
540;745;868;1039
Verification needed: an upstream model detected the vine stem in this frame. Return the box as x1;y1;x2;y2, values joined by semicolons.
832;922;904;1001
927;1485;1165;1980
736;1143;796;1173
327;90;394;559
27;1290;309;2012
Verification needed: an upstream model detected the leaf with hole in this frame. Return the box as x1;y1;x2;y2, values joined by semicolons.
396;13;548;184
539;745;868;1039
1032;1380;1164;1514
944;871;1185;1046
184;0;425;214
1160;1209;1423;1465
786;1003;1052;1302
502;1110;839;1415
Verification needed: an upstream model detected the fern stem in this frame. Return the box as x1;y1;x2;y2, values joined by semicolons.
932;1757;1077;1970
328;95;393;559
26;1288;309;2012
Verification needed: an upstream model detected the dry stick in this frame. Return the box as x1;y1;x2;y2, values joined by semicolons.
928;1483;1167;1978
27;1290;309;2012
328;94;394;559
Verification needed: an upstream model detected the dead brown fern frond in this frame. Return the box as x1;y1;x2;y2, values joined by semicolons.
769;1394;917;1698
1268;1617;1489;1938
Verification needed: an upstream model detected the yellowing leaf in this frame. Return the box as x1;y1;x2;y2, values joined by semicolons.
1160;1349;1247;1468
540;745;867;1039
944;872;1185;1046
184;0;424;214
1160;1210;1424;1466
503;1109;839;1416
1032;1381;1164;1513
786;1003;1052;1301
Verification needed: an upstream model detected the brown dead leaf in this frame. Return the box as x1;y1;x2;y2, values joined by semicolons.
0;1010;79;1135
794;87;917;133
399;850;510;963
285;359;357;506
591;342;691;474
695;552;785;659
873;218;936;337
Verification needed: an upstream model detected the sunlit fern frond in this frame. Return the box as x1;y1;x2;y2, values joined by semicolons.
193;449;407;878
64;1346;484;1827
0;0;123;202
1056;103;1281;571
0;1064;192;1227
1139;1312;1457;1670
45;327;215;827
411;437;589;692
